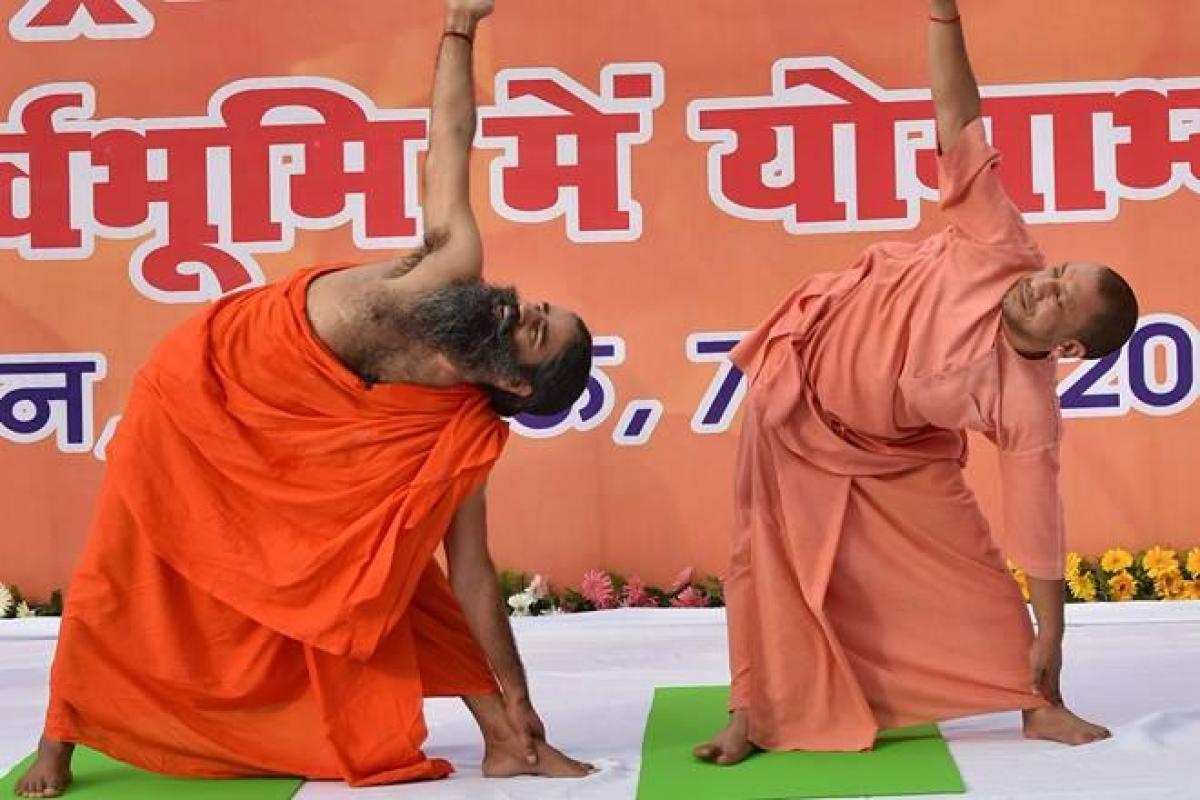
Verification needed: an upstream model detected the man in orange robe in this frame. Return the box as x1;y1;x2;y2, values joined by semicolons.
695;0;1139;764
17;1;594;796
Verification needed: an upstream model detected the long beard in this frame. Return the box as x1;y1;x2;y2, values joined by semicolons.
403;281;524;383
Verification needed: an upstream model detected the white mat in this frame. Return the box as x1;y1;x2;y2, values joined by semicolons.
3;604;1198;799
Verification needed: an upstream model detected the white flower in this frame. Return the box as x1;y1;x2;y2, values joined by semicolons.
507;591;535;617
0;584;13;618
14;601;34;619
528;574;549;601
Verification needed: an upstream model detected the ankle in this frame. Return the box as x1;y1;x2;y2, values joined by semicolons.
38;737;70;749
478;717;521;750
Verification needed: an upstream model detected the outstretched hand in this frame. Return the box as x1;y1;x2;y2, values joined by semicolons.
1028;633;1064;705
504;694;547;766
446;0;494;22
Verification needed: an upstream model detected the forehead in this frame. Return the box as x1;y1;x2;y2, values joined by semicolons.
545;305;577;346
1065;262;1107;316
1066;262;1105;292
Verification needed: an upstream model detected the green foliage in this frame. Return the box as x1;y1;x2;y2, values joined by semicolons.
0;584;64;618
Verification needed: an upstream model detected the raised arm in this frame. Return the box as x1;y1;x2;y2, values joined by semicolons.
404;0;494;289
928;0;981;152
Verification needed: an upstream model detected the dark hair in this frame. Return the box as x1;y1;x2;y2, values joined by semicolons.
1077;267;1139;359
484;316;594;417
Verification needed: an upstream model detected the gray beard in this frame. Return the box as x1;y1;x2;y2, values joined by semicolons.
407;281;523;380
356;281;525;387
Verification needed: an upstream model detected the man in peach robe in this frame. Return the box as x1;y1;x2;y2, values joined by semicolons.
18;1;594;796
695;0;1139;764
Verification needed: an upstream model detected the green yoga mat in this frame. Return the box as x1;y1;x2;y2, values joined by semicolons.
637;686;965;800
0;747;302;799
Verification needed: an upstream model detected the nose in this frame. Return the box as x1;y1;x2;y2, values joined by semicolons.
519;302;545;326
1030;273;1056;299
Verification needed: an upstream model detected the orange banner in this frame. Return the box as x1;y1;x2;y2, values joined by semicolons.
2;0;1199;597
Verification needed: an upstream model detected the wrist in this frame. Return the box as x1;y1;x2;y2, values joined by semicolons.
444;10;479;37
1034;620;1065;640
930;0;959;19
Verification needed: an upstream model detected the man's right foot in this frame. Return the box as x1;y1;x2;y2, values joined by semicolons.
693;709;757;765
482;737;594;778
15;737;75;798
1023;705;1111;746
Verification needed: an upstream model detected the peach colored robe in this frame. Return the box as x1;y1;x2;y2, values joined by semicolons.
726;119;1061;751
45;265;509;785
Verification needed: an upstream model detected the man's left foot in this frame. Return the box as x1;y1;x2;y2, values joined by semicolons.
483;737;594;778
15;737;74;798
693;709;757;765
1023;705;1111;745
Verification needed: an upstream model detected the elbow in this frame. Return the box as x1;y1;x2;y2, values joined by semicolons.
938;109;980;149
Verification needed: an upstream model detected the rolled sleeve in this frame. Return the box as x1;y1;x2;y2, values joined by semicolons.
997;443;1065;580
938;118;1034;247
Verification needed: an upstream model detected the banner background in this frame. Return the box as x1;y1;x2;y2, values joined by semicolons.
3;0;1198;597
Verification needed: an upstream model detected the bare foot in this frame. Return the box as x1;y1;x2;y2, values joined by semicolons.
483;737;593;778
693;709;757;766
1023;706;1111;746
15;737;75;798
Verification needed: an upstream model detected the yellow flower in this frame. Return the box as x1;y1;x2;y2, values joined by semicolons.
1065;552;1083;579
1182;580;1200;601
1142;546;1179;579
1186;547;1200;578
1155;569;1184;600
1100;548;1134;573
1107;571;1137;601
1008;562;1030;602
1068;572;1097;602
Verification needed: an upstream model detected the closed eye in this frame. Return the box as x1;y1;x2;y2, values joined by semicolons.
537;303;550;348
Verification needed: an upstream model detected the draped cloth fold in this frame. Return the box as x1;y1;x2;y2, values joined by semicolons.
46;265;509;785
723;119;1057;751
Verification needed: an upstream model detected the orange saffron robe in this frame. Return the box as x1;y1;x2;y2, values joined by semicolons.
45;265;509;785
725;119;1062;751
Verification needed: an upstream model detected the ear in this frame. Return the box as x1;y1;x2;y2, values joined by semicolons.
492;376;533;397
1052;339;1087;360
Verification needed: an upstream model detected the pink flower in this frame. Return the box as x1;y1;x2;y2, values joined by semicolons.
579;570;616;610
528;574;549;601
668;567;694;594
621;576;654;608
670;586;709;608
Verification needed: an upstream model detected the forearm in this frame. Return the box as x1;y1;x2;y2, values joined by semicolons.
928;0;981;146
451;558;531;700
1027;576;1065;641
428;13;479;177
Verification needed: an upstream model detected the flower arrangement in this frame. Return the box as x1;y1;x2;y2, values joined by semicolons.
501;567;724;617
508;546;1200;618
7;548;1200;623
1008;546;1200;603
0;584;62;619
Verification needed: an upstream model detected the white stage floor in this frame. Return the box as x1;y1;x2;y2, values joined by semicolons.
3;604;1199;799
